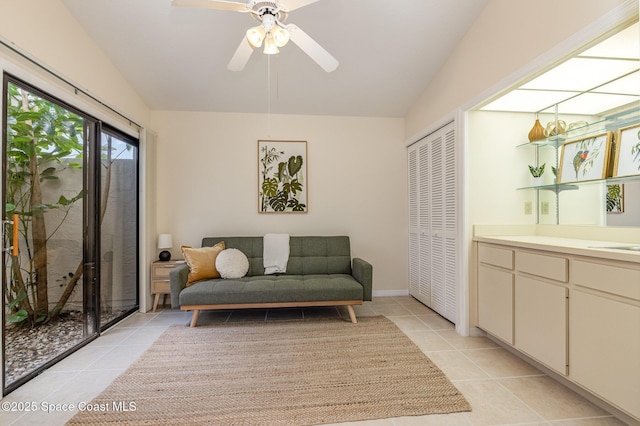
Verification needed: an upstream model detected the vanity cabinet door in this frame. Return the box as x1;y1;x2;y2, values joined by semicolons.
478;265;514;344
570;288;640;419
477;243;514;344
515;275;568;375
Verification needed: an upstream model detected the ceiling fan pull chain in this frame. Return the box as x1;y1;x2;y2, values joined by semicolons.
267;54;272;137
276;53;280;100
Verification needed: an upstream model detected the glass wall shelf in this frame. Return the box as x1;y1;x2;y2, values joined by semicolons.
518;175;640;191
516;107;640;149
516;105;639;225
517;183;578;192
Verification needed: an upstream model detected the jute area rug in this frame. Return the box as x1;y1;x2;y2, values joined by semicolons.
67;316;470;425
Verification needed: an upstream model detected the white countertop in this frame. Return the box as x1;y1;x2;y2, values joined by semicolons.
474;235;640;263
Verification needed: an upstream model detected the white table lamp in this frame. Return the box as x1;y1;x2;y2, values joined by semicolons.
157;234;173;261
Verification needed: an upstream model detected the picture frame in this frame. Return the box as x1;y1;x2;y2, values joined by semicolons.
613;123;640;178
557;132;613;184
606;183;624;214
258;140;308;213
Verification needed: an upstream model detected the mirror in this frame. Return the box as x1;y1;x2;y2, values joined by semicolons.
474;21;640;227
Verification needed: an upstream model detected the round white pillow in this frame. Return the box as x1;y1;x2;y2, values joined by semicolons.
215;248;249;279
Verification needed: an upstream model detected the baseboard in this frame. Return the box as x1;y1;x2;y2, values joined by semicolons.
469;326;486;337
372;289;410;297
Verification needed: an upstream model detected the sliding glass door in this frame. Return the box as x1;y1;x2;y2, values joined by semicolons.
99;127;138;329
2;75;138;393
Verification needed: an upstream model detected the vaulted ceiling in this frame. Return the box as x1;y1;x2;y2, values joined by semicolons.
61;0;488;117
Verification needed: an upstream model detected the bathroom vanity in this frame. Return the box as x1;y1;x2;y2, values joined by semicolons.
474;234;639;422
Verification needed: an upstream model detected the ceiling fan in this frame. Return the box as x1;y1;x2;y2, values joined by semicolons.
171;0;339;72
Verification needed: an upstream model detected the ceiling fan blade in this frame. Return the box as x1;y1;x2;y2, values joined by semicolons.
287;24;338;72
228;38;255;71
171;0;250;12
280;0;322;12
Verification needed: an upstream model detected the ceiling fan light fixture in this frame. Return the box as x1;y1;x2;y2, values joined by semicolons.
174;0;339;71
263;33;279;54
246;25;266;48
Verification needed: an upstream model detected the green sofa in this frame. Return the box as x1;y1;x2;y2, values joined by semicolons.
170;236;373;327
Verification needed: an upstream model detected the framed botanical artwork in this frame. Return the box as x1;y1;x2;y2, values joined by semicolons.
557;132;613;184
613;123;640;178
606;183;624;214
258;140;307;213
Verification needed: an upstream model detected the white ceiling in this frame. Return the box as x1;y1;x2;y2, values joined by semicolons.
60;0;488;117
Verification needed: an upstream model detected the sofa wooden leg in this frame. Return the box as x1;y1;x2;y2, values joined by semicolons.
190;310;200;327
347;305;358;323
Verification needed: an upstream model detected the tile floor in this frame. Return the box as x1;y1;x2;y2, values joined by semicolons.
0;296;628;425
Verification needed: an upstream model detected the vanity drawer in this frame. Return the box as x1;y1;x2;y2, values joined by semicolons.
572;260;640;301
478;244;514;270
516;251;568;282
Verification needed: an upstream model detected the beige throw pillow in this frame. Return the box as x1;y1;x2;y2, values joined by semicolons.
181;242;225;286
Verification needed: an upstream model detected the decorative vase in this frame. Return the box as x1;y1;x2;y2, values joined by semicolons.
528;119;546;142
546;120;566;137
531;176;544;186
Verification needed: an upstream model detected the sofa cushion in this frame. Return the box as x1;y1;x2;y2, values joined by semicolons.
181;242;225;285
202;237;263;276
179;274;364;306
216;248;249;279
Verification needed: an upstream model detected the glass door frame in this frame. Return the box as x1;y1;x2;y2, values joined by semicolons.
1;74;139;395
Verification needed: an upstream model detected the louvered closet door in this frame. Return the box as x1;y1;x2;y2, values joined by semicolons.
408;143;431;307
408;148;420;298
407;121;457;324
418;142;432;305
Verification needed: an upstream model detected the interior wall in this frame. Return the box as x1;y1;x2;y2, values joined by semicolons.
150;111;407;294
404;0;630;138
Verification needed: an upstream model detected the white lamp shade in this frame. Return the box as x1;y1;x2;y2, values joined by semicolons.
246;26;266;48
272;26;289;47
157;234;173;249
263;34;279;55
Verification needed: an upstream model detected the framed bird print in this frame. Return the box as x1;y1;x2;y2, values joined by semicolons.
558;132;613;184
613;123;640;178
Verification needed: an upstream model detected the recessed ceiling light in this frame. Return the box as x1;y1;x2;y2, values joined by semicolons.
521;57;639;92
476;22;639;115
480;89;579;112
579;22;640;59
553;93;639;115
592;70;640;95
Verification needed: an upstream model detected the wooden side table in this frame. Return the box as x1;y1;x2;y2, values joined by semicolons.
151;259;183;312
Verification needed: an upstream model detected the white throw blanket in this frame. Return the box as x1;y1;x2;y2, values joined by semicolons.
263;233;290;275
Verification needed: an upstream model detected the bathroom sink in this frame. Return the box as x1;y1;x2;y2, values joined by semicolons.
590;245;640;252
